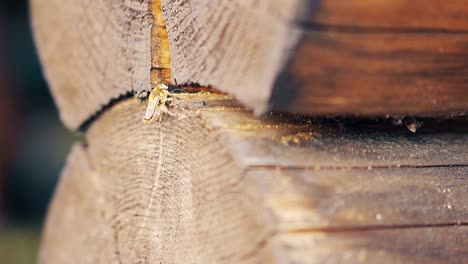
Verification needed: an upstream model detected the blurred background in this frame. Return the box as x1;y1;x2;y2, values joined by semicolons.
0;1;75;263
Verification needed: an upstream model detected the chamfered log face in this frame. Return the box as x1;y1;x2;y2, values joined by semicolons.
31;0;153;130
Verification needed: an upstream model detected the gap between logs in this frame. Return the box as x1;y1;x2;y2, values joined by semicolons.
298;22;468;35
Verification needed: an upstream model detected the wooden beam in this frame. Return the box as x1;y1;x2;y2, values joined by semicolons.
248;167;468;231
40;93;468;263
274;32;468;116
32;0;468;130
163;0;468;117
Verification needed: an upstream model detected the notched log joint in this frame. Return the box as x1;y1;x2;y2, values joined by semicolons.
78;0;219;132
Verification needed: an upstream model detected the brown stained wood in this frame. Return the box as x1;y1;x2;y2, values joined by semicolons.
274;32;468;117
41;93;468;263
310;1;468;31
31;0;153;130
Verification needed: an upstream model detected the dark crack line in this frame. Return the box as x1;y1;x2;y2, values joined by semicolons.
298;22;468;35
283;222;468;234
77;85;212;133
78;91;136;132
246;164;468;173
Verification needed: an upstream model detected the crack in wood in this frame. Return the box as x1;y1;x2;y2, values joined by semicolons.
129;124;165;259
77;86;220;132
246;164;468;173
282;222;468;234
78;92;136;132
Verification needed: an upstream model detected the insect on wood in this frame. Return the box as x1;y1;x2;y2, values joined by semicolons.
143;83;175;123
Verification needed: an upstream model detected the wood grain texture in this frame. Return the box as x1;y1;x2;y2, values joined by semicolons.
40;93;468;263
163;0;468;117
33;0;468;129
41;96;275;264
274;32;468;116
309;0;468;31
162;0;308;113
248;167;468;231
277;227;468;264
40;144;117;263
31;0;153;130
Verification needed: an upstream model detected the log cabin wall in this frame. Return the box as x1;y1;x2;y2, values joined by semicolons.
31;0;468;263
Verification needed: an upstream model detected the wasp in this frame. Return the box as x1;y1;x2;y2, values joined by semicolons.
143;83;177;123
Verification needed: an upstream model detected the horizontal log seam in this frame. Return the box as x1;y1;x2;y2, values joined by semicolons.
281;222;468;234
246;164;468;172
77;87;218;132
299;22;468;35
78;91;136;132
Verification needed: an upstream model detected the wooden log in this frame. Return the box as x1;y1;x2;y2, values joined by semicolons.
40;96;275;264
31;0;153;130
163;0;468;117
40;93;468;263
33;0;468;131
278;32;468;116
